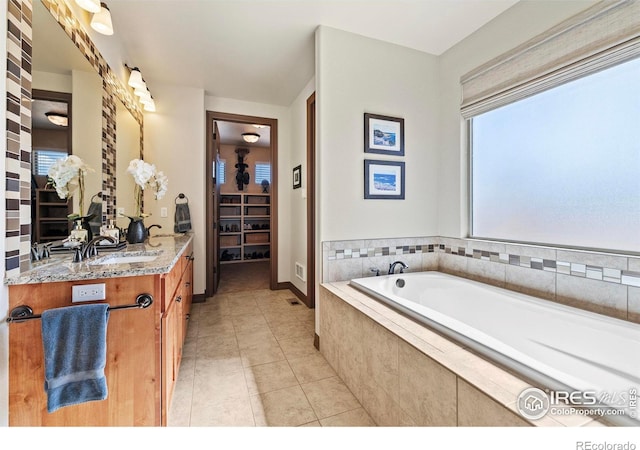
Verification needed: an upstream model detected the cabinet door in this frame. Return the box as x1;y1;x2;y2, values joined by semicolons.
161;296;180;421
182;257;194;345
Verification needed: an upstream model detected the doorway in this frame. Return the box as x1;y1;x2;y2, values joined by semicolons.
205;111;278;297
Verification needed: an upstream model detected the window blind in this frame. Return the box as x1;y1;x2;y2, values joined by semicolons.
460;0;640;118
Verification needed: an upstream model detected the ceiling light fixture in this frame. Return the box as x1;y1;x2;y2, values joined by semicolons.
45;112;68;127
242;132;260;144
75;0;101;13
90;2;114;36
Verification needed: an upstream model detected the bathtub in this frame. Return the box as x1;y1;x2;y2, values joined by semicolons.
349;271;640;426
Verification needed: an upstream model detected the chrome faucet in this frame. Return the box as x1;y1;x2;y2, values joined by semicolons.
81;235;118;259
388;261;408;275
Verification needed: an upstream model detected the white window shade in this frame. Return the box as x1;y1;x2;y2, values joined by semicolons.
460;1;640;118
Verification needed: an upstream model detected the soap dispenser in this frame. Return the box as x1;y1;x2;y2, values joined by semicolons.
70;220;88;243
101;220;120;241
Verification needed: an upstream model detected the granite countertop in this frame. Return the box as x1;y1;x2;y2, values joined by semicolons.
4;233;194;285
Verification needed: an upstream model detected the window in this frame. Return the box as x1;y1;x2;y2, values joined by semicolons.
255;162;271;185
470;56;640;253
32;149;67;177
216;159;226;184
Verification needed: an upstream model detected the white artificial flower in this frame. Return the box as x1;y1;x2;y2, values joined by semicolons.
153;171;169;200
127;158;155;188
47;155;93;199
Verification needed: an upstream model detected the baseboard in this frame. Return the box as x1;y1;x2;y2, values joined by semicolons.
276;281;307;305
314;333;320;351
193;293;206;303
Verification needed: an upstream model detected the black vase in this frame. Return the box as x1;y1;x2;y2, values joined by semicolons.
126;217;147;244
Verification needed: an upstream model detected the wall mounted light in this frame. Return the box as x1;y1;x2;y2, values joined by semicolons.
75;0;101;13
242;132;260;143
125;64;156;113
142;97;156;113
45;112;68;127
90;2;114;36
127;67;145;90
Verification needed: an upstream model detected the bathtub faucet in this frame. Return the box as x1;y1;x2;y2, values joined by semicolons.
388;261;408;275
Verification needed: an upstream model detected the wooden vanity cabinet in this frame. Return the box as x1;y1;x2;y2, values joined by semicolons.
8;241;194;427
160;242;193;424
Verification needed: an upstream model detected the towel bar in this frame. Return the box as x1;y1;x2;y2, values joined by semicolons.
5;293;154;323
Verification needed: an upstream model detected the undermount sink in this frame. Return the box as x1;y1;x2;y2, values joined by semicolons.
89;252;161;265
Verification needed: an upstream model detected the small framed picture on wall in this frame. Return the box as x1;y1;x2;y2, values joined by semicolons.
364;160;405;200
364;113;404;156
293;164;302;189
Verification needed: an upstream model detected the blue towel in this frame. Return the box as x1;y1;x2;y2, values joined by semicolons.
41;303;110;413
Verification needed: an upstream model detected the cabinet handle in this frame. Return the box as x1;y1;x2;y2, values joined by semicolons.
176;295;182;303
186;313;190;321
185;282;191;287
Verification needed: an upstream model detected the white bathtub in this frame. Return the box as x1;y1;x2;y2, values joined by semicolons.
349;271;640;426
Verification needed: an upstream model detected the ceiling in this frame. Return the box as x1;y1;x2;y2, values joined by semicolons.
217;121;271;148
106;0;519;107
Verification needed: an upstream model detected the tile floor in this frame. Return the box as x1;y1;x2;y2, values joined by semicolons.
168;262;375;427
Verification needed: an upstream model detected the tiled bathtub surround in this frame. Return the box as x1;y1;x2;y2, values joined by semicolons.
319;283;603;427
323;237;640;323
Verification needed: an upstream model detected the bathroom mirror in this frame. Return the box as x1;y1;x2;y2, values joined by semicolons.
32;0;103;238
115;99;142;230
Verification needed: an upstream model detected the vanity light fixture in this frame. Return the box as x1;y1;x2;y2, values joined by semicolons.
45;112;68;127
127;67;145;90
143;97;156;113
242;132;260;144
75;0;101;13
90;2;114;36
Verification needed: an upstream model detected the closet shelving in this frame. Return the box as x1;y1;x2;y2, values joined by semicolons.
219;193;270;264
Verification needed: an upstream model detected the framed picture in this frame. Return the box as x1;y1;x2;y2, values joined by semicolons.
364;160;405;200
364;113;404;156
293;164;302;189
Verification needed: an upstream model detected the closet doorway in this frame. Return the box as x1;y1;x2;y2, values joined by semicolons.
205;111;278;297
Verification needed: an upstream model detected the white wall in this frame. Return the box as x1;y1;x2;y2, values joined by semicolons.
288;77;315;295
143;82;206;295
437;0;597;238
316;26;441;243
205;96;293;284
0;0;8;428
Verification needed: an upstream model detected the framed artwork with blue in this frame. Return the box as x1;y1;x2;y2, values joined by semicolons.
364;113;404;156
364;160;405;200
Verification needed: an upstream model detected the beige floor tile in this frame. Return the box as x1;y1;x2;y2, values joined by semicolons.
195;352;244;377
196;334;238;359
192;369;249;406
232;313;270;334
278;336;319;360
244;360;299;395
270;321;315;341
236;327;278;349
250;385;318;426
320;407;376;427
299;420;321;427
301;376;361;420
190;394;255;427
288;353;337;384
240;342;286;367
197;316;236;338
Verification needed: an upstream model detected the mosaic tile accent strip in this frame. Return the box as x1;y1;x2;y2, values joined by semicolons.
324;239;640;288
5;0;145;277
5;0;33;276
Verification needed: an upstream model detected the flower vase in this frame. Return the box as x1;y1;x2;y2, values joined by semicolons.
126;217;147;244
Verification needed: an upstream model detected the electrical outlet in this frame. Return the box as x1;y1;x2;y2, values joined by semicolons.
160;207;168;218
72;283;106;302
117;207;125;216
